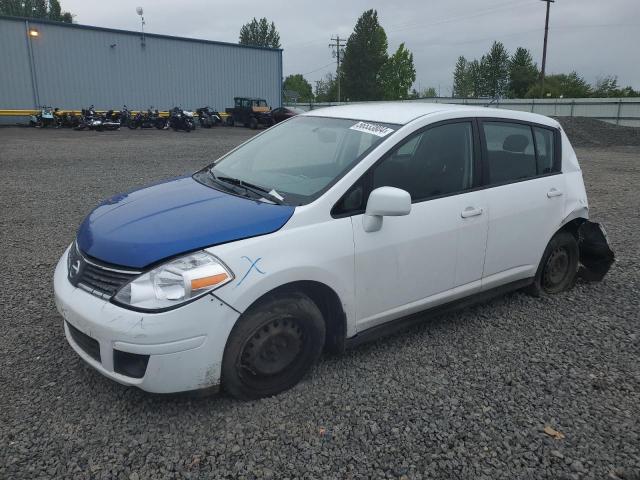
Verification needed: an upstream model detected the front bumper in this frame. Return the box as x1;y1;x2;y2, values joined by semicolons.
53;247;240;393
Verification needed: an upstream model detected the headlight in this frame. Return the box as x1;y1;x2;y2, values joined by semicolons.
114;251;233;311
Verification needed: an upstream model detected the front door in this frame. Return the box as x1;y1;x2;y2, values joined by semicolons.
348;121;489;332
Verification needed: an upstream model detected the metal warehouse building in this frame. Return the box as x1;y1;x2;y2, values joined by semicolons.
0;15;283;113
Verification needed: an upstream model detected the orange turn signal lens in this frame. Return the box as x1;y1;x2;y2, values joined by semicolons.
190;273;229;290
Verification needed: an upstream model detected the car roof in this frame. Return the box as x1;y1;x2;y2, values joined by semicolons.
302;102;559;128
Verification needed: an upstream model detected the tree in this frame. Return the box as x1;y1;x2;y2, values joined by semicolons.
484;41;510;98
341;9;389;101
379;43;416;100
468;59;485;97
508;47;538;98
0;0;73;22
283;74;314;102
314;73;339;102
421;87;437;98
453;56;472;97
238;17;281;48
526;71;591;98
593;76;620;97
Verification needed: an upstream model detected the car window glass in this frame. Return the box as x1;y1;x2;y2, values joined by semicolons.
372;122;474;201
211;117;397;204
534;127;555;174
235;98;241;107
483;122;536;184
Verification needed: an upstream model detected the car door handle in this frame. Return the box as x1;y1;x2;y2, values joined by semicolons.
547;188;563;198
461;207;483;218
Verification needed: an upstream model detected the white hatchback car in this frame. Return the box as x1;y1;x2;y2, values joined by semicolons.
54;103;613;399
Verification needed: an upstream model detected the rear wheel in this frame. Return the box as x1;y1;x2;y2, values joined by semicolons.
526;231;579;296
222;293;325;400
249;117;258;130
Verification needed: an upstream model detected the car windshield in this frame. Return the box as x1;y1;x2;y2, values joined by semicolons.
200;116;398;205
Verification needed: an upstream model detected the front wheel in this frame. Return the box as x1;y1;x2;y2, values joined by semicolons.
222;293;326;400
526;231;579;296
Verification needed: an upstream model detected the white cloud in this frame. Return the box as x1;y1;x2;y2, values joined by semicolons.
62;0;640;91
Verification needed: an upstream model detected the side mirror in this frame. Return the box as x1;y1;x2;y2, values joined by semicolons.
363;187;411;232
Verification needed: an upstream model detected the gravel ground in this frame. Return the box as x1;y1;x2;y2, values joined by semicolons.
0;126;639;480
556;117;640;148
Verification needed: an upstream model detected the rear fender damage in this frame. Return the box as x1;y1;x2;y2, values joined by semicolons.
577;221;615;281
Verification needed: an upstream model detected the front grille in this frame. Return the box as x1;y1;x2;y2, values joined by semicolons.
67;321;101;362
68;243;139;299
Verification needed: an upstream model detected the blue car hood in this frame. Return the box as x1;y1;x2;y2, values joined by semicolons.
77;176;294;269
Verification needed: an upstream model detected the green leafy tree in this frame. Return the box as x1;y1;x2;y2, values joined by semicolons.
617;86;640;97
341;9;389;101
421;87;437;98
468;59;485;97
453;56;472;97
593;76;620;97
379;43;416;100
508;47;538;98
283;74;314;102
0;0;73;22
238;17;281;48
314;72;339;102
484;41;510;98
49;0;73;22
526;71;592;98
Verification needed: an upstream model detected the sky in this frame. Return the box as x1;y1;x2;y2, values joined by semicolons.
61;0;640;95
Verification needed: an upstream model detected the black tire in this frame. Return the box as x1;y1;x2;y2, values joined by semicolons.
222;293;326;400
526;231;579;296
128;123;137;130
249;117;258;130
226;116;234;127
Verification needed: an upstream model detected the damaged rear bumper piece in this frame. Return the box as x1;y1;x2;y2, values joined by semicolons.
577;221;615;281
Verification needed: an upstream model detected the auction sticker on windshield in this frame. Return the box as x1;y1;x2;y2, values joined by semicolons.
350;121;394;137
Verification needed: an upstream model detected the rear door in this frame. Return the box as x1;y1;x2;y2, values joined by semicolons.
479;120;565;289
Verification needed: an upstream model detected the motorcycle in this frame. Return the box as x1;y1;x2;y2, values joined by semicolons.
57;109;80;129
74;105;103;131
196;107;222;128
30;106;57;128
119;105;132;128
100;109;121;131
168;107;195;132
128;107;166;129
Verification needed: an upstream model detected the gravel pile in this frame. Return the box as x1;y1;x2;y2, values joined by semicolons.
556;117;640;148
1;128;639;479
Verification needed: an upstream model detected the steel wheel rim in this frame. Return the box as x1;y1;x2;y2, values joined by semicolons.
543;247;570;289
239;318;304;377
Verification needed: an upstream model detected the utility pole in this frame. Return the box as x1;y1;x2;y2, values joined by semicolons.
540;0;554;98
329;35;345;102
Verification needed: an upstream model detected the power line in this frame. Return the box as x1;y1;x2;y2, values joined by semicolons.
387;0;536;33
329;35;345;102
302;61;336;76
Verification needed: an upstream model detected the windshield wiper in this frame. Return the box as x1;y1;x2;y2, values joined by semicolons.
202;169;244;196
215;174;285;205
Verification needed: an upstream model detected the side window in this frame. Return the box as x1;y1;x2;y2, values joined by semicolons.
332;181;366;216
234;98;242;107
371;122;474;201
534;127;556;174
482;122;536;184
